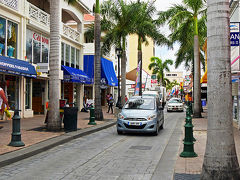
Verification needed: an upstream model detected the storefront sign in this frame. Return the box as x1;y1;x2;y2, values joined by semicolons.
36;63;48;73
230;22;240;46
131;84;145;88
151;79;157;84
232;82;238;96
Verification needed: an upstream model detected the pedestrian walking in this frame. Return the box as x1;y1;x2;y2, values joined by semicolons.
0;87;9;120
125;95;128;102
106;93;110;106
107;94;114;114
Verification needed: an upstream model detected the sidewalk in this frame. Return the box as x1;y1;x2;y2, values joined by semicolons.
174;106;240;179
0;106;116;156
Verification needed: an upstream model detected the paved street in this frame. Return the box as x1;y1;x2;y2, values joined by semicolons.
0;111;185;180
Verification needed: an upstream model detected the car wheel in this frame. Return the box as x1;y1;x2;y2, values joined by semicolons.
153;124;159;136
117;130;123;135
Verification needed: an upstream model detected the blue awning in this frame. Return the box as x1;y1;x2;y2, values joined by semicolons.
0;55;37;77
61;65;92;84
84;55;118;86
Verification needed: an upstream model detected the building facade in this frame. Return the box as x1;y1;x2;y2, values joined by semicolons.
0;0;90;118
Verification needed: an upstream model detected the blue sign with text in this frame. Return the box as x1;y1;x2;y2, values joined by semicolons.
231;32;239;46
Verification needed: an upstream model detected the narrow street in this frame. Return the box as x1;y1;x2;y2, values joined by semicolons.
0;111;185;180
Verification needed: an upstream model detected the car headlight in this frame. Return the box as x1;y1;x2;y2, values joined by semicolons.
147;114;157;120
118;113;125;119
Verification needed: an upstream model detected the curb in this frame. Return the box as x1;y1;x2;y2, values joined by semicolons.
0;120;116;168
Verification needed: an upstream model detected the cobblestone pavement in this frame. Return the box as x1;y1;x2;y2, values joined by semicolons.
0;111;185;180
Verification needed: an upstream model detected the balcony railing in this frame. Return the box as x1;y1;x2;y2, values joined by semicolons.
28;2;50;27
62;23;81;43
27;2;82;44
0;0;18;10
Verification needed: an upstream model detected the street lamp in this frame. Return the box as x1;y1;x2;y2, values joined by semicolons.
116;48;122;108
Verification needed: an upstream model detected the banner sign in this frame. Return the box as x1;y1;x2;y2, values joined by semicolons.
230;22;240;46
134;61;141;95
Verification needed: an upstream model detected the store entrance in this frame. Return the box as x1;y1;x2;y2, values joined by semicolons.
32;79;44;114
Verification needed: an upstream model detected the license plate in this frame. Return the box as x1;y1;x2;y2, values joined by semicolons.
129;122;142;126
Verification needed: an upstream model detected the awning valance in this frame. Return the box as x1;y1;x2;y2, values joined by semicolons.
84;55;118;86
0;55;37;77
201;70;207;83
61;65;92;84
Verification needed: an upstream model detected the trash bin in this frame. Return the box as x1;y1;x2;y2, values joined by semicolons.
63;107;78;131
201;99;206;107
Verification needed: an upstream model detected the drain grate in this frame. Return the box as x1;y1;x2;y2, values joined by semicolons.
174;173;200;180
129;146;152;150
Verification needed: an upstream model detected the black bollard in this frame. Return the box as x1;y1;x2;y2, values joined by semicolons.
8;110;25;147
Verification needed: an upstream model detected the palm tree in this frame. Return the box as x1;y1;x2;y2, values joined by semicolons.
47;0;77;130
201;0;240;179
157;0;206;118
47;0;61;131
94;0;103;120
148;57;173;86
100;0;138;106
131;1;170;96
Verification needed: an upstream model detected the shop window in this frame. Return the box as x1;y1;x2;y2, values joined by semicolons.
25;78;31;109
65;44;70;66
26;29;49;64
0;17;6;56
71;47;75;68
5;75;19;110
42;35;49;63
76;49;80;69
7;21;17;58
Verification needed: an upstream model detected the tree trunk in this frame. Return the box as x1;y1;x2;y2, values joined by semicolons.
201;0;240;179
121;50;126;106
47;0;61;131
193;35;202;118
94;1;103;120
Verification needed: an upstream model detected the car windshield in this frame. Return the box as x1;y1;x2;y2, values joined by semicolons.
169;99;182;103
124;98;155;110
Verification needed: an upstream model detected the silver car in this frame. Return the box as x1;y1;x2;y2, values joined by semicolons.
117;96;164;135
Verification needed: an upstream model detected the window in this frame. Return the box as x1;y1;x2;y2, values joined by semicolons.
26;29;49;64
0;17;18;58
0;17;6;56
172;74;177;76
65;44;70;66
166;74;171;76
25;78;31;109
61;42;80;69
61;43;64;65
76;49;80;69
7;21;17;58
71;47;75;68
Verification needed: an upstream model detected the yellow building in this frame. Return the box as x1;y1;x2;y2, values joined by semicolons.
127;34;154;74
126;34;155;96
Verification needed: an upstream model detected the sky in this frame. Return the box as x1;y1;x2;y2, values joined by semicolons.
153;0;187;75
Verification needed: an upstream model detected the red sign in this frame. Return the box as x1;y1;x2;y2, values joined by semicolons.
131;84;145;88
33;33;49;45
151;80;158;84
